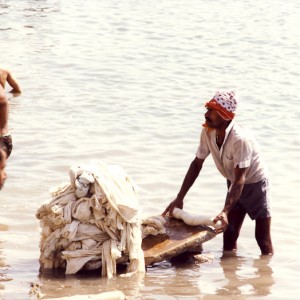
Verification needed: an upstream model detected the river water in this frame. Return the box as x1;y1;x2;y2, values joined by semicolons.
1;0;300;299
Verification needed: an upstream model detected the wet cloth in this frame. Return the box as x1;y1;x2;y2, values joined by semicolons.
0;133;12;158
196;120;267;184
141;209;221;238
36;162;145;278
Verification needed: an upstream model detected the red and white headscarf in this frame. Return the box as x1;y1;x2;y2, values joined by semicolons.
205;91;238;120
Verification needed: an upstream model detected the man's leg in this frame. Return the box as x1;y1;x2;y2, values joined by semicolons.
255;217;274;255
223;206;246;251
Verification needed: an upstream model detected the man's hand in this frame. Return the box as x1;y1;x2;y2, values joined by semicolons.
213;211;228;234
162;157;204;218
162;197;183;218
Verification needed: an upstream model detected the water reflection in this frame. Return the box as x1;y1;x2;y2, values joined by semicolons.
0;223;11;291
37;266;145;299
217;251;274;297
36;251;275;299
143;258;202;299
38;259;202;299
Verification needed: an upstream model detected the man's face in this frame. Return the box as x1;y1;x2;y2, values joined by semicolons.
204;108;225;129
0;149;7;190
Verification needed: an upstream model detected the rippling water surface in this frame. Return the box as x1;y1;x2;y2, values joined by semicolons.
1;0;300;299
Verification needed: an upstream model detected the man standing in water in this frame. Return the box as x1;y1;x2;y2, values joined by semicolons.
162;91;273;255
0;85;9;190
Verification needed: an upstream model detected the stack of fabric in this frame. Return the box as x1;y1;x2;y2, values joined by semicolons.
36;162;145;278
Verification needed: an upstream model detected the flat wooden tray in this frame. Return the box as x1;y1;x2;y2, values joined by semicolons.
142;218;216;265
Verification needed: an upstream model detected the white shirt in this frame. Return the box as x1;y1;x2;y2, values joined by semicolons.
196;120;267;184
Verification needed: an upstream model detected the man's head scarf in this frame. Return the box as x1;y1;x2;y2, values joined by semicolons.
205;91;238;120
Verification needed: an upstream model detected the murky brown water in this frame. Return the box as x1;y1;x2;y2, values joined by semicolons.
1;0;300;299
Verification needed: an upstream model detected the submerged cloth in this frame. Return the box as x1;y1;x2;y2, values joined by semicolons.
36;162;145;278
205;91;238;121
0;134;12;158
196;120;267;184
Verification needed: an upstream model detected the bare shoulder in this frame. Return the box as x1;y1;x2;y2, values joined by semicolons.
0;67;21;93
0;67;9;77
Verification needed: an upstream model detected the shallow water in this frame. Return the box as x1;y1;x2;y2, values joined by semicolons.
1;0;300;299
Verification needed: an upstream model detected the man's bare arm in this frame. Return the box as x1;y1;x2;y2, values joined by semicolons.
223;167;247;214
162;157;205;217
6;71;21;93
214;166;247;233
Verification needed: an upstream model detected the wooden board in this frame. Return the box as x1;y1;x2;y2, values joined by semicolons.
142;218;216;265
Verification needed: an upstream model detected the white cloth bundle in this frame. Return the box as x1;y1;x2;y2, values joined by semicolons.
141;208;221;238
172;208;219;227
141;215;167;238
36;162;145;278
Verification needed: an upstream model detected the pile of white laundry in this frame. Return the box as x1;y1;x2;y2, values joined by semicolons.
36;162;145;278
